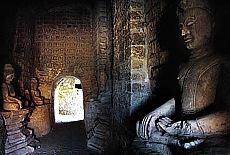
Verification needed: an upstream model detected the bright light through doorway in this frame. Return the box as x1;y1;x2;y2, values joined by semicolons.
54;76;84;123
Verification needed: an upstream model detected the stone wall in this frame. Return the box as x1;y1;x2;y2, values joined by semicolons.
12;8;35;93
112;0;132;151
112;0;178;152
85;0;113;128
112;0;151;151
130;0;151;114
34;4;95;101
85;1;114;153
93;0;111;94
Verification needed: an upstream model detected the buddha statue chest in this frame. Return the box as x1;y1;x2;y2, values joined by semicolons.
177;54;222;117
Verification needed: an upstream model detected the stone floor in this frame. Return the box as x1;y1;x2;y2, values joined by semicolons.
28;120;93;155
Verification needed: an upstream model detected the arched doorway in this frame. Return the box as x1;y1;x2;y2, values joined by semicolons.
54;76;84;123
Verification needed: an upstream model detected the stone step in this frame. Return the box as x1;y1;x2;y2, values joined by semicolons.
87;136;105;154
6;122;23;131
5;139;27;149
6;132;26;144
7;128;21;136
8;146;34;155
5;141;27;154
93;132;107;140
94;123;109;136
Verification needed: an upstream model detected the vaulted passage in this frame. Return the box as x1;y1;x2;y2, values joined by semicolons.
54;76;84;123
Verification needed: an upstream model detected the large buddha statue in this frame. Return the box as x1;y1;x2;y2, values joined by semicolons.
135;0;230;154
2;64;22;111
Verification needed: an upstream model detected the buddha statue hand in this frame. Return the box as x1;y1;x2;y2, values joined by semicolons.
136;112;160;139
136;98;176;139
156;116;205;139
181;138;204;149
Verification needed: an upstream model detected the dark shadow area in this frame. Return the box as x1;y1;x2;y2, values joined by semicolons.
131;1;186;124
29;120;92;155
214;0;230;56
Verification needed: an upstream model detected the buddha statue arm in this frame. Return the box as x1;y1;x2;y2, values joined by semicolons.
196;110;230;136
2;83;21;103
156;110;230;140
136;98;176;139
2;83;22;110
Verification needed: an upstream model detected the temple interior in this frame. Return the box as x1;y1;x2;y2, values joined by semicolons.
0;0;230;154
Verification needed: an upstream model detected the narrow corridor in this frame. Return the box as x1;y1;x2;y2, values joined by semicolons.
29;121;92;155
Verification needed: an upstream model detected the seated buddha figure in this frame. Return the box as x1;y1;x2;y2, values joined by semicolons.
135;0;230;154
2;64;22;111
30;77;49;106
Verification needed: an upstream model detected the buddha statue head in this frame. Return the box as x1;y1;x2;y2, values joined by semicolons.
31;77;39;90
3;64;15;83
177;0;215;53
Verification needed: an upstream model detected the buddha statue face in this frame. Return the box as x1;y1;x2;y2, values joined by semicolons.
5;73;14;83
178;8;215;50
3;64;15;83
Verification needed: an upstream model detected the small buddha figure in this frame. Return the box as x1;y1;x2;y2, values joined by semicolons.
2;64;22;111
30;77;49;106
135;0;230;153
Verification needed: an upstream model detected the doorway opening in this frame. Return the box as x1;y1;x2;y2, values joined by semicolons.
54;76;84;123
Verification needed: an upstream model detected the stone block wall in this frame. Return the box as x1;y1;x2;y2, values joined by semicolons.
130;0;151;114
93;0;111;94
112;0;151;151
112;0;133;150
91;0;113;124
85;1;114;153
12;8;35;93
145;0;170;95
34;4;95;102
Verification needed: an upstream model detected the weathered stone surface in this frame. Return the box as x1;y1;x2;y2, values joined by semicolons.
27;104;51;138
87;120;110;154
